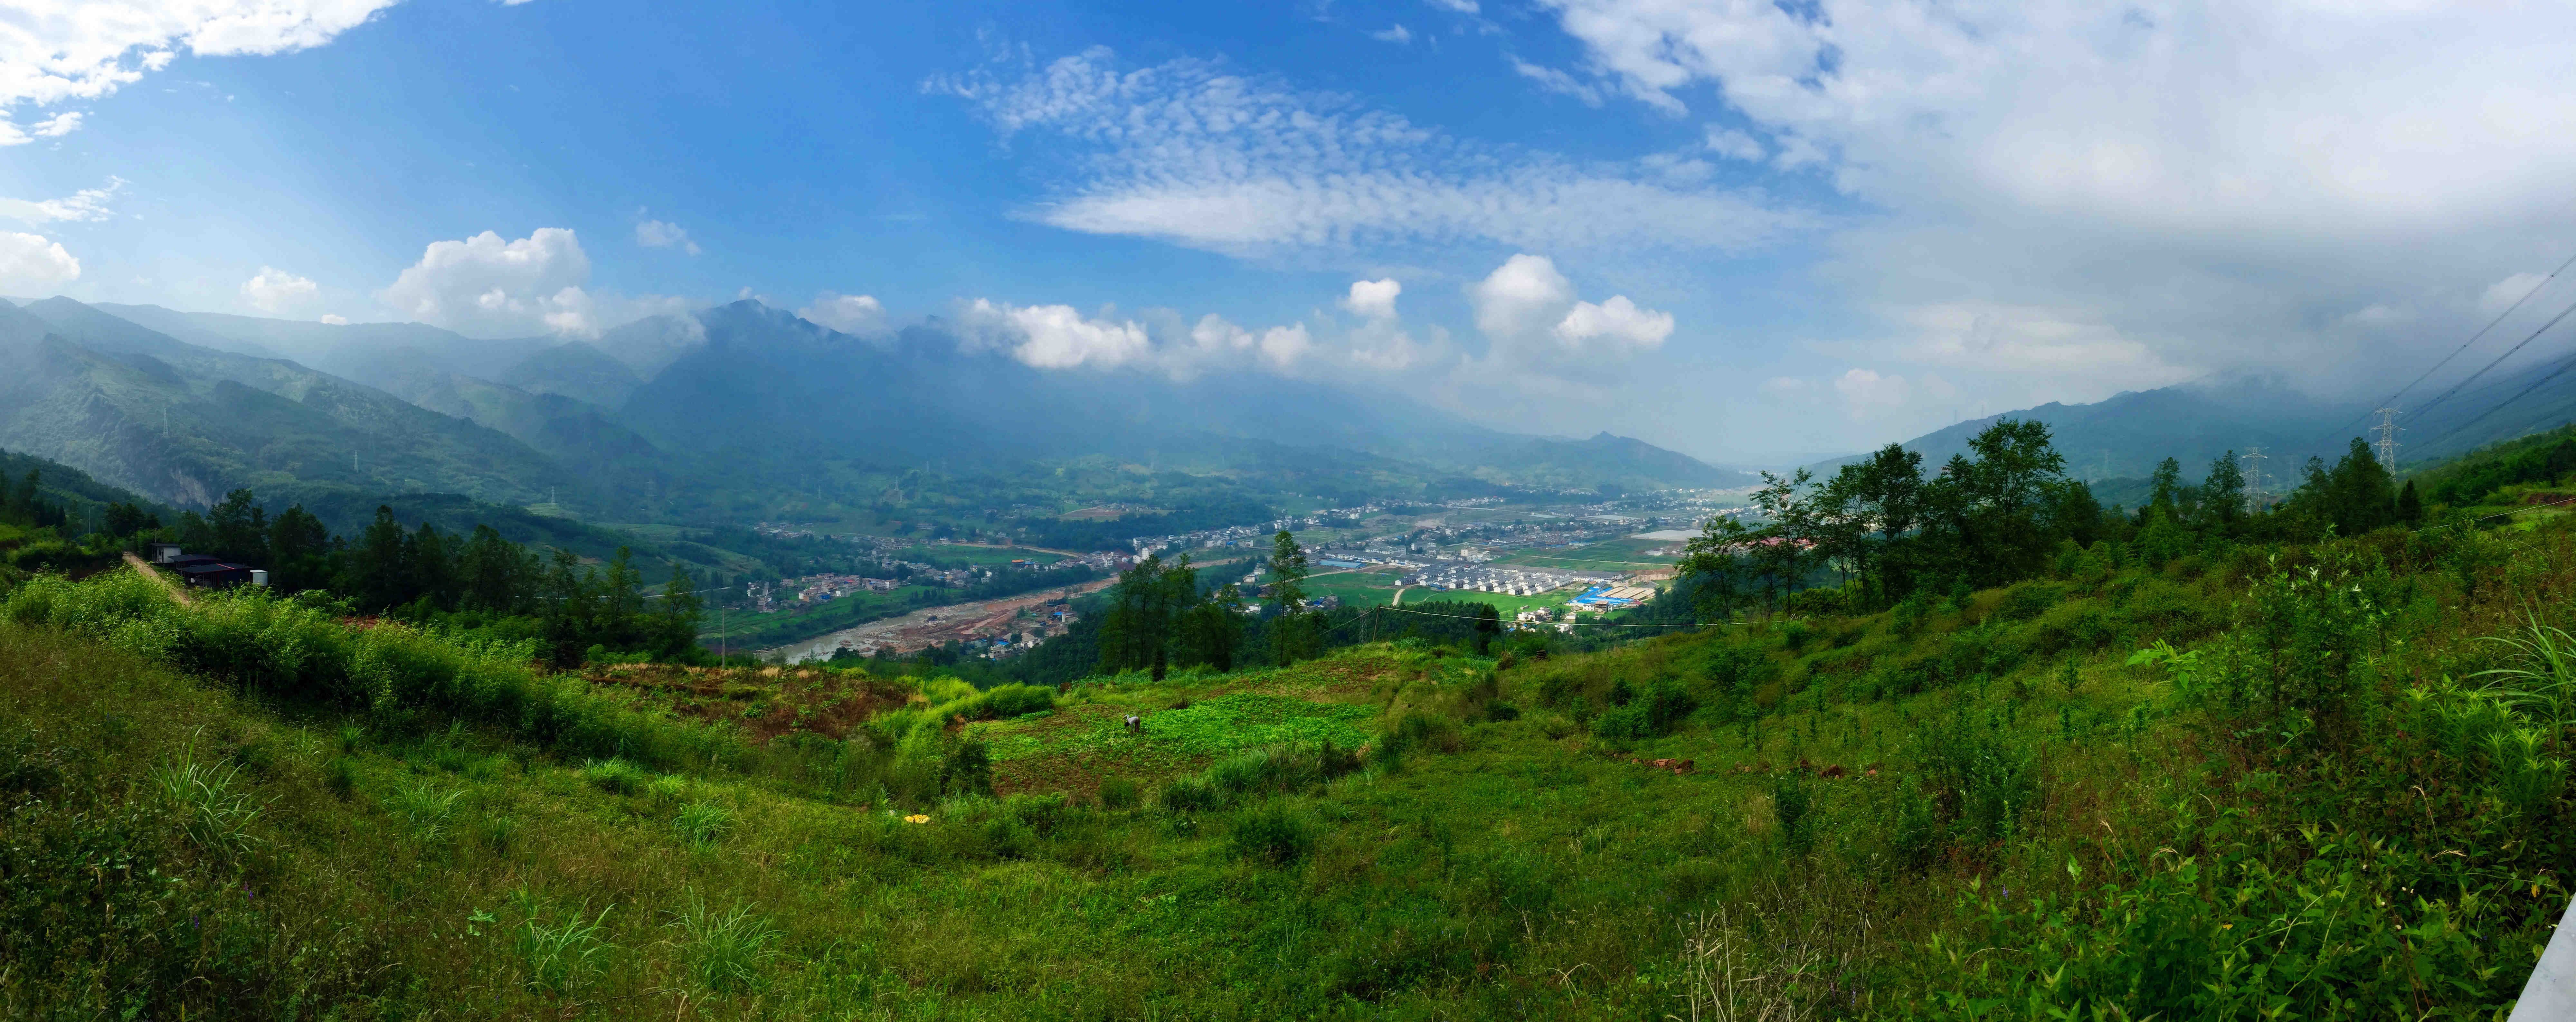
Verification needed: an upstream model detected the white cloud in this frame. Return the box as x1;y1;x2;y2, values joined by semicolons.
1371;24;1413;44
930;47;1805;259
240;266;317;312
798;292;886;335
2480;272;2551;317
961;300;1152;371
1510;58;1604;107
1553;295;1672;354
0;232;80;290
1524;0;2576;410
1703;127;1763;161
0;0;398;127
1341;278;1401;320
377;228;604;337
1833;369;1908;415
1468;253;1673;375
1425;0;1478;11
0;110;87;144
320;313;348;325
635;218;700;255
0;176;123;223
1189;315;1315;372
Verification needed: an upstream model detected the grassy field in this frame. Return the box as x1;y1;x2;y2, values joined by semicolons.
5;514;2572;1017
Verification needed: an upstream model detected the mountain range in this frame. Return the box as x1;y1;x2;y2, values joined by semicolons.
0;297;1754;542
1815;362;2576;502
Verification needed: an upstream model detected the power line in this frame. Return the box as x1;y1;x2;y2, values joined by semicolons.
2401;292;2576;427
2323;246;2576;442
2410;341;2576;456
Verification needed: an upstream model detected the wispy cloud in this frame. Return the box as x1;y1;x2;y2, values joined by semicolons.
0;176;125;223
0;0;400;140
928;47;1811;260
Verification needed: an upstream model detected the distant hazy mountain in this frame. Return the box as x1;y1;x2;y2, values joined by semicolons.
1820;361;2576;492
602;300;1753;493
1;298;565;508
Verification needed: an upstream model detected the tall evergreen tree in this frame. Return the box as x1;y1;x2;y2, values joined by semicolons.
266;506;331;591
2397;479;2425;526
2201;451;2247;530
350;506;410;611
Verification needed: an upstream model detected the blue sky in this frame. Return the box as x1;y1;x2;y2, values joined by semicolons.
6;0;2576;464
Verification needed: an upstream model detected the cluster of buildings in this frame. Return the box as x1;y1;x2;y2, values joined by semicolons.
1399;564;1601;596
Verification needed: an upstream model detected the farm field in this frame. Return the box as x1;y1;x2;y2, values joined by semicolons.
1488;537;1679;573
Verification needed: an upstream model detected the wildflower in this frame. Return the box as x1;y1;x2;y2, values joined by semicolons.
904;814;930;824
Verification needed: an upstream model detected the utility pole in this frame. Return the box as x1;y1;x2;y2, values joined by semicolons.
2374;408;2403;475
2241;448;2268;512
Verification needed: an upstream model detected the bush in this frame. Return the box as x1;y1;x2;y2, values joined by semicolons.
1589;680;1697;740
1483;699;1520;722
1228;803;1316;865
1098;777;1141;809
1993;582;2063;622
941;739;993;797
976;683;1055;719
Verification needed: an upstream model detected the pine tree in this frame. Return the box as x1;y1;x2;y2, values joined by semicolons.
350;506;410;610
2397;479;2425;526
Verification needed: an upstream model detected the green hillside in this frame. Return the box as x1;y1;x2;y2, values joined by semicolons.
0;299;567;509
4;416;2570;1016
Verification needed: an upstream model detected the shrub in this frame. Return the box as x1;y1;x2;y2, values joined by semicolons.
1772;772;1815;856
978;683;1055;719
1098;777;1141;809
941;739;993;797
1483;699;1520;722
1228;803;1316;865
1993;582;2062;622
1590;680;1697;740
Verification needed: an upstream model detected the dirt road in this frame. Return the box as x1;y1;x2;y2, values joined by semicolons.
122;552;192;605
763;576;1117;663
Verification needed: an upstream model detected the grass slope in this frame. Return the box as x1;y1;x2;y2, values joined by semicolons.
5;512;2572;1017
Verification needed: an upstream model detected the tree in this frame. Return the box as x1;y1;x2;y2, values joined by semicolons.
1097;554;1200;680
458;525;535;613
102;502;159;539
2397;479;2425;526
1174;582;1243;672
349;506;411;611
657;563;704;657
207;489;269;564
2200;451;2246;531
266;506;332;591
1267;530;1321;663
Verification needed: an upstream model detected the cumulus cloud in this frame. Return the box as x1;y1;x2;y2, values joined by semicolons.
0;0;397;142
798;292;886;335
929;47;1805;259
1190;315;1314;373
960;300;1152;370
0;176;123;223
634;218;700;255
377;228;603;337
240;266;317;312
1468;253;1673;363
0;232;80;290
1341;279;1401;320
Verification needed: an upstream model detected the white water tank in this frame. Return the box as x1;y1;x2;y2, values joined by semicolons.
250;569;269;587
